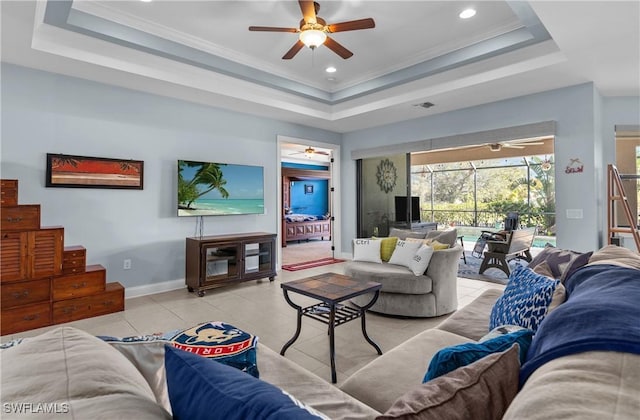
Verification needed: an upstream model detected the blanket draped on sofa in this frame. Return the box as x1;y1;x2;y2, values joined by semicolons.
520;264;640;384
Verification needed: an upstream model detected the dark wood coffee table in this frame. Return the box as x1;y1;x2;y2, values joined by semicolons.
280;272;383;383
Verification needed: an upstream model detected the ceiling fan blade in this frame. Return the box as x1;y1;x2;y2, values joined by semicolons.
283;40;305;59
324;36;353;59
315;151;330;155
503;144;525;149
249;26;298;33
299;0;317;24
327;18;375;33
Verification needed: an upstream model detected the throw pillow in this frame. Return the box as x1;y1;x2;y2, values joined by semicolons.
479;325;527;342
165;322;259;378
489;265;560;332
409;245;434;276
532;262;567;313
353;238;383;263
428;240;450;250
378;236;399;262
164;346;328;420
425;228;458;247
528;245;592;282
422;329;532;382
389;228;427;240
378;345;520;420
389;239;422;268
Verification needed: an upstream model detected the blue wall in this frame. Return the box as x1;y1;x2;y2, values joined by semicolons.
282;162;329;215
289;179;329;216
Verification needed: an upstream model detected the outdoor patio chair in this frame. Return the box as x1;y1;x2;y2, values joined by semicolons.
479;227;537;277
471;212;520;258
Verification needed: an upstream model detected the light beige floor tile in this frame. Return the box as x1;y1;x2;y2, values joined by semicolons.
2;266;505;387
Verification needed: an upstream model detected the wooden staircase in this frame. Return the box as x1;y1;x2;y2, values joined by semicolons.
607;164;640;251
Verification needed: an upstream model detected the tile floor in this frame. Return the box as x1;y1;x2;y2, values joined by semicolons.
1;264;504;386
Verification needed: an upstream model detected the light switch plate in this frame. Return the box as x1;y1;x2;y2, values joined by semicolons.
566;209;583;219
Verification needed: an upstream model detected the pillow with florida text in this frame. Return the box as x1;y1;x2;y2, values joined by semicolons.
353;238;382;263
389;240;422;269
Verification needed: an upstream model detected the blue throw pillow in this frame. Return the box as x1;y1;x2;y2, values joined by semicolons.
164;346;328;420
489;265;560;332
422;329;533;382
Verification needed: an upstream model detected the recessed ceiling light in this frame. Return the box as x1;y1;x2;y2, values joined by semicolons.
459;8;476;19
325;66;337;73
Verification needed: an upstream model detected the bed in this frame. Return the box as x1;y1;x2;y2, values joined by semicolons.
284;214;331;245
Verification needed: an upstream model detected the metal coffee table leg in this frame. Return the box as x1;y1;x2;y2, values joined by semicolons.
280;290;302;356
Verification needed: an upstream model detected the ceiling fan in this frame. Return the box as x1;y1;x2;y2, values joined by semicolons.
249;0;375;60
291;146;330;158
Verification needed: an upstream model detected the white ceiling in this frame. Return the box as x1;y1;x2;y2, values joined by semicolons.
1;1;639;133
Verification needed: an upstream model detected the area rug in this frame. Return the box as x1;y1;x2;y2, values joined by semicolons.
457;251;527;285
282;257;345;272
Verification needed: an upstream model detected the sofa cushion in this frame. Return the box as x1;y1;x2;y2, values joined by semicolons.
504;351;640;420
353;238;383;263
587;244;640;270
345;261;433;294
422;329;532;382
389;228;428;240
377;345;520;420
0;327;171;419
389;239;422;268
340;329;471;413
437;288;502;341
258;344;381;420
489;265;559;332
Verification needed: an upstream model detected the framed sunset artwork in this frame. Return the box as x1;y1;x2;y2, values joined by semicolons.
46;153;144;189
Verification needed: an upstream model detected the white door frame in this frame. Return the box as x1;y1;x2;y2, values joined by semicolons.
276;135;341;269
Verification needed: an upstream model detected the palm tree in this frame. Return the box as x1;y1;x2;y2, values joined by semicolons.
178;161;230;209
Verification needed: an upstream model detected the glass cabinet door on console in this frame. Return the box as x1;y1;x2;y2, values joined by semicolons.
244;240;273;275
203;243;240;283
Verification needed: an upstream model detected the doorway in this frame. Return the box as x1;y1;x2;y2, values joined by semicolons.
277;136;341;268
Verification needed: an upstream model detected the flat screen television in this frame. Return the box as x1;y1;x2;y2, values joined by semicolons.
177;160;264;216
395;196;420;222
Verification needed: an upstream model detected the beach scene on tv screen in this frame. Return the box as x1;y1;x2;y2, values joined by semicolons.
178;160;264;216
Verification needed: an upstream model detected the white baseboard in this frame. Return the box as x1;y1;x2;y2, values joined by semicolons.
125;278;185;299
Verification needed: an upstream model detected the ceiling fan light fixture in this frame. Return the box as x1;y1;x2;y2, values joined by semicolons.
489;143;502;152
299;29;327;48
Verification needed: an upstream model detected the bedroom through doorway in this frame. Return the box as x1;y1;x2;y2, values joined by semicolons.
279;140;338;267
